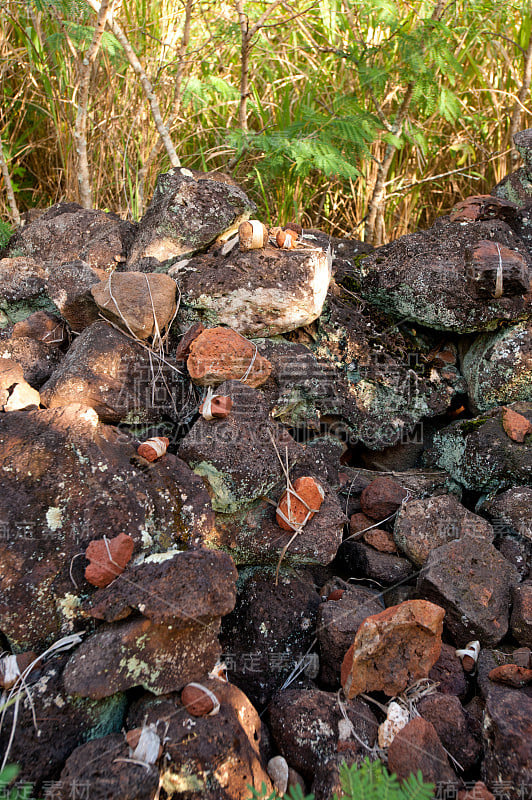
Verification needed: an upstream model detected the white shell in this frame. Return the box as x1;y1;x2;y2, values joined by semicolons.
378;701;410;748
267;755;289;795
456;640;480;664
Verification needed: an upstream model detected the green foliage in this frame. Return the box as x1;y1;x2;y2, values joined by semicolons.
247;758;435;800
0;220;13;250
0;765;36;800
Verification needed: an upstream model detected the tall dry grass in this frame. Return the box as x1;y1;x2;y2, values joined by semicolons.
0;0;530;243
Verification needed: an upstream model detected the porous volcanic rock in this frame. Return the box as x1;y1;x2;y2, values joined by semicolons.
127;168;256;269
461;320;532;412
2;201;133;269
428;404;532;491
341;599;445;698
179;380;302;512
0;333;63;387
393;493;493;567
481;690;532;799
127;679;273;798
49;733;159;800
0;403;214;650
267;687;378;784
428;642;468;698
417;534;519;646
64;615;222;699
387;717;456;785
511;581;532;647
40;320;187;423
317;584;384;687
0;652;126;787
86;549;238;624
174;242;331;337
91;271;177;339
0;256;53;325
481;485;532;542
338;539;415;585
358;216;531;332
46;259;103;331
206;477;345;567
417;692;482;772
220;569;320;707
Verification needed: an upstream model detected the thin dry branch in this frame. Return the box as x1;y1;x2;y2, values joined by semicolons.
75;0;114;208
83;0;180;169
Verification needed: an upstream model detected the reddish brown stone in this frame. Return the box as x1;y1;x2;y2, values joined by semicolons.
137;436;169;462
488;663;532;687
84;532;134;588
12;311;67;345
360;477;408;520
327;589;344;602
363;528;397;553
513;647;532;668
349;511;375;535
341;599;445;698
187;326;272;388
458;782;494;800
276;476;325;531
175;321;205;361
181;683;218;716
511;582;532;648
199;394;233;418
387;717;456;785
429;643;467;698
276;229;297;249
502;406;532;442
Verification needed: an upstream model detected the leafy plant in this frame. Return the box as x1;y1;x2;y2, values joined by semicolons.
0;764;36;800
248;757;435;800
0;219;13;249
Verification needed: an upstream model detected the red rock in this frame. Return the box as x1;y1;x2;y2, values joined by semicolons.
326;589;344;602
276;476;325;531
363;528;397;553
175;322;205;361
199;394;233;419
84;532;134;588
181;682;219;716
187;327;272;388
502;406;532;442
276;229;297;249
387;717;456;785
360;476;407;520
238;220;269;250
488;663;532;687
458;782;494;800
137;436;169;462
511;582;532;648
341;599;445;697
349;511;374;536
12;311;66;345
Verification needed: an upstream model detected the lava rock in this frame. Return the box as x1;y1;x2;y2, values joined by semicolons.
418;534;519;646
267;687;378;784
428;404;532;492
86;549;238;624
127;168;256;269
428;643;468;699
417;692;482;772
0;256;53;325
176;239;332;337
341;600;445;697
46;259;103;331
358;216;531;332
2;202;133;269
187;326;272;388
481;486;532;542
0;404;213;650
0;334;63;387
481;689;532;799
91;271;178;339
40;320;187;423
511;582;532;647
63;615;222;699
220;569;320;707
179;380;301;512
393;493;493;567
317;584;384;687
338;540;415;585
462;320;532;412
387;717;457;785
